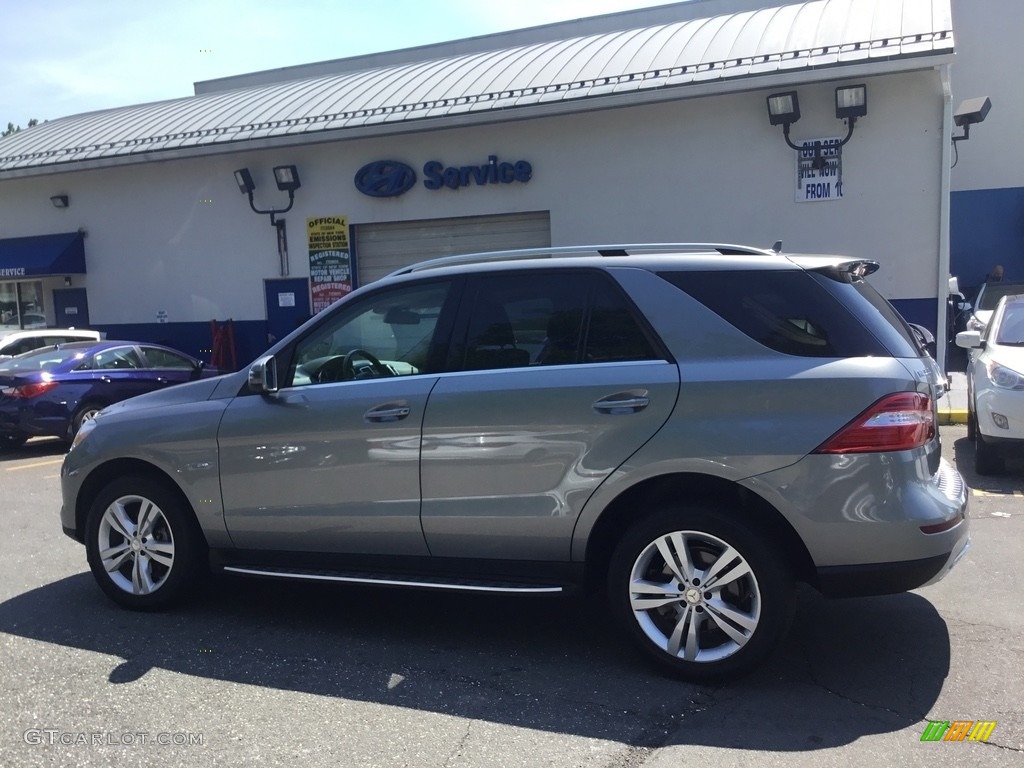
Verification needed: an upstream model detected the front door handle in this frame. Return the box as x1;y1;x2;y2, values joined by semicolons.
364;402;411;423
593;392;650;415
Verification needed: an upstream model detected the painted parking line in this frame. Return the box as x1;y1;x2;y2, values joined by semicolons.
4;458;64;472
972;488;1024;498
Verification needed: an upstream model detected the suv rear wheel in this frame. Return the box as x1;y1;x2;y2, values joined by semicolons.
608;506;794;681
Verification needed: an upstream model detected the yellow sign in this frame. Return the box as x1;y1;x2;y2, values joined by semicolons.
307;216;352;313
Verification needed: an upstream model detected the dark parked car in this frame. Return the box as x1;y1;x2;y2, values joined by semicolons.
0;341;217;448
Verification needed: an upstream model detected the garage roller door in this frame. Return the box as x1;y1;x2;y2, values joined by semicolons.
354;211;551;285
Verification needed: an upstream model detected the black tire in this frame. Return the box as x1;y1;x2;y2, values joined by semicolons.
70;403;104;440
85;476;205;610
608;505;794;682
975;433;1004;476
966;407;976;441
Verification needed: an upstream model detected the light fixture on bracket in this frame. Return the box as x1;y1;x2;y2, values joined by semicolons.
234;165;302;276
952;96;991;143
767;85;867;170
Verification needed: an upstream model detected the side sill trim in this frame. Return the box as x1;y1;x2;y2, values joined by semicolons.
222;566;564;594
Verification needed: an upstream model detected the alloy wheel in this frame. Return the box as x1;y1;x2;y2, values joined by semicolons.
97;494;176;596
628;530;761;663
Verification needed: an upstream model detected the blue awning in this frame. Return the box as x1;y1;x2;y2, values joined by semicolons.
0;232;86;278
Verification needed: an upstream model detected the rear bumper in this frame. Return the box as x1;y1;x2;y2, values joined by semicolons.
817;529;970;597
742;453;970;596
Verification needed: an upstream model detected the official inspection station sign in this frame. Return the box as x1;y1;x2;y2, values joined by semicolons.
307;216;353;313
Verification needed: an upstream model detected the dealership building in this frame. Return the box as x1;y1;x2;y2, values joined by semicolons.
0;0;1015;368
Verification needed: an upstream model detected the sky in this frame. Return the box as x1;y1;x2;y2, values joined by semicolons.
0;0;677;128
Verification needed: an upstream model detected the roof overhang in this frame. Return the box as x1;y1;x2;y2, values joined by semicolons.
0;0;954;180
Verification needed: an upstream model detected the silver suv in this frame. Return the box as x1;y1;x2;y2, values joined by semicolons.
60;244;969;681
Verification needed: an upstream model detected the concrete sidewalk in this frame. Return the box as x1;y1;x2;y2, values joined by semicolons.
938;370;968;425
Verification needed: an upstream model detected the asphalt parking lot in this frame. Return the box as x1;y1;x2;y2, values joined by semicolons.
0;427;1021;768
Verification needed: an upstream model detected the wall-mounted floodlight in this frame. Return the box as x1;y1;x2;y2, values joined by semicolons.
273;165;301;192
234;166;303;276
835;85;867;121
234;168;255;195
767;84;867;169
953;96;992;143
766;91;800;126
50;195;69;208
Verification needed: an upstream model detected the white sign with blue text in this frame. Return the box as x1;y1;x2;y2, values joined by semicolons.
796;137;844;203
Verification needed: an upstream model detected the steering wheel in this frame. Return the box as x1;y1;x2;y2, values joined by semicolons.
316;349;393;383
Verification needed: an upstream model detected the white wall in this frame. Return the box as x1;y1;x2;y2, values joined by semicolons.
949;0;1023;192
0;68;944;325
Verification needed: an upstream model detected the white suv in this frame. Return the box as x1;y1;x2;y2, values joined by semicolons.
0;328;102;359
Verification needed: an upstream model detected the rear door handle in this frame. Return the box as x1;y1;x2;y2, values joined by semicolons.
593;393;650;415
364;403;411;423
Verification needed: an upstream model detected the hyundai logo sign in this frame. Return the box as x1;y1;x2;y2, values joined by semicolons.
355;155;532;197
354;160;417;198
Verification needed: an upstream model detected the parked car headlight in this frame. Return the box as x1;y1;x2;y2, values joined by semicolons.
986;361;1024;390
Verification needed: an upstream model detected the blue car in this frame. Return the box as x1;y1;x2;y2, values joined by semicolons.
0;341;218;448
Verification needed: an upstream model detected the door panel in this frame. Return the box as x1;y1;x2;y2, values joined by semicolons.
420;361;679;560
52;288;90;327
265;278;311;346
221;274;457;555
219;376;437;555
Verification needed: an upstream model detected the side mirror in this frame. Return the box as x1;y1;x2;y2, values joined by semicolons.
248;354;279;394
955;331;983;350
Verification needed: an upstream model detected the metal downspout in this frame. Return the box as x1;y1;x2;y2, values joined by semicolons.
938;63;954;373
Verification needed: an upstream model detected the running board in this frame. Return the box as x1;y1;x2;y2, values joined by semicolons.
222;565;564;594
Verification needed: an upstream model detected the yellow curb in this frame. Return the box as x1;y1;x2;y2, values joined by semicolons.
938;410;968;425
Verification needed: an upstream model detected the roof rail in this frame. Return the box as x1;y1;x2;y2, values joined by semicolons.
386;243;777;277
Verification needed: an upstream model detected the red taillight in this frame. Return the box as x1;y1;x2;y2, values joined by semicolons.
2;381;59;399
814;392;935;454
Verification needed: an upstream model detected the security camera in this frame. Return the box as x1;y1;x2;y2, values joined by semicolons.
954;96;991;127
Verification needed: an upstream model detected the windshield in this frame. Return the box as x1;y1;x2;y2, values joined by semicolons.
0;346;87;371
978;283;1024;310
994;299;1024;346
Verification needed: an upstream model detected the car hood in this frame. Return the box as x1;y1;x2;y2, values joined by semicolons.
987;343;1024;370
99;374;231;417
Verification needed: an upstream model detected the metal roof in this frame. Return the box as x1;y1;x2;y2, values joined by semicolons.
0;0;953;177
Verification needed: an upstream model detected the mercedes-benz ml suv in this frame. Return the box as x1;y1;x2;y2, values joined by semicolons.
60;244;969;681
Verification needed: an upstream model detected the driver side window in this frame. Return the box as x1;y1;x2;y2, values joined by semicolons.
289;281;451;386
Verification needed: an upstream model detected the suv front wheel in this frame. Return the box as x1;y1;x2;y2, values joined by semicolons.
85;476;204;610
608;506;794;682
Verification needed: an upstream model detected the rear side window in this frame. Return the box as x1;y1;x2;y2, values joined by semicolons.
814;274;919;358
6;338;44;355
658;270;890;358
141;347;196;369
458;271;661;370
